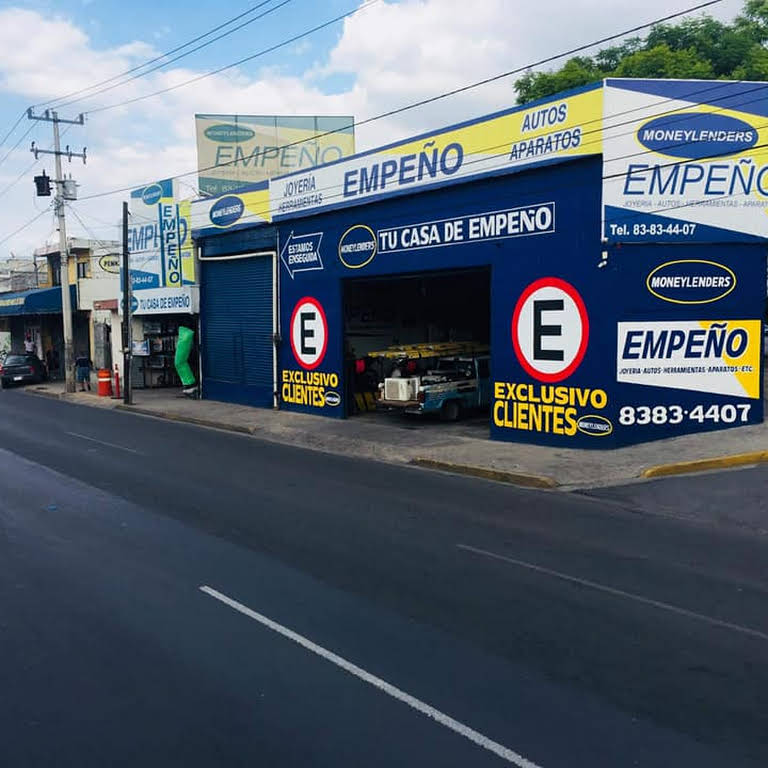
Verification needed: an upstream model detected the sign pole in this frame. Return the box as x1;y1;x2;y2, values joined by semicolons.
122;200;133;405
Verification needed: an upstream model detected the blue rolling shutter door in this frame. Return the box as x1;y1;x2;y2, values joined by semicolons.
201;254;273;407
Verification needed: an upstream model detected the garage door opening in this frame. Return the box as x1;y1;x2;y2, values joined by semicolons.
343;267;490;429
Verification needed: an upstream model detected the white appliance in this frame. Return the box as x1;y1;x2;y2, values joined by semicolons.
384;377;420;401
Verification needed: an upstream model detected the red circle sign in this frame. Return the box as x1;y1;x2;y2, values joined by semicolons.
290;296;328;370
511;277;589;383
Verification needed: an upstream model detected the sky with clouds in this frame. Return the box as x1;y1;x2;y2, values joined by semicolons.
0;0;745;257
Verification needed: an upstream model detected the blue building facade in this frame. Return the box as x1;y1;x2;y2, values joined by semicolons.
192;79;766;448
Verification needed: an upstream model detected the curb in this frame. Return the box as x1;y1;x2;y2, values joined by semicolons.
642;450;768;479
116;406;560;488
24;387;66;400
115;405;255;435
410;458;558;489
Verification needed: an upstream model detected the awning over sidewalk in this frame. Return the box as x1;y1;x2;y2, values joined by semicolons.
0;285;77;316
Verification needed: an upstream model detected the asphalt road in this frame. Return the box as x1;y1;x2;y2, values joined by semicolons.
1;390;767;767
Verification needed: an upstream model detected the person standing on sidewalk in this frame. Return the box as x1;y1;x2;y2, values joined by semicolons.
74;352;93;392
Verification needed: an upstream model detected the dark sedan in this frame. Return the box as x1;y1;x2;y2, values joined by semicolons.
0;353;48;387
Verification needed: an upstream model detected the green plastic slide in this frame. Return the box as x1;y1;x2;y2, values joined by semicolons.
174;326;196;388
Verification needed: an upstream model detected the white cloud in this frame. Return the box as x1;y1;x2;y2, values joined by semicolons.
0;8;155;101
0;0;746;255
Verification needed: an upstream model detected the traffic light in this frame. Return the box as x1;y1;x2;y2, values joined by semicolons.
34;171;51;196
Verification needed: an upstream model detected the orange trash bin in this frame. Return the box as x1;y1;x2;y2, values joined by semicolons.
97;368;112;397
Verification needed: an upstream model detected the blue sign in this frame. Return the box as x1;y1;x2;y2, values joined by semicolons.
209;195;245;227
338;224;377;269
120;295;140;313
130;270;159;289
280;231;324;279
636;112;757;159
141;183;164;206
376;202;555;256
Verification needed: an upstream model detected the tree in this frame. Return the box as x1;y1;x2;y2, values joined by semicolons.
515;0;768;104
613;44;714;79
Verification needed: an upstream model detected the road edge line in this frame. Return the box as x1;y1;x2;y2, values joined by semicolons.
641;450;768;479
410;458;557;489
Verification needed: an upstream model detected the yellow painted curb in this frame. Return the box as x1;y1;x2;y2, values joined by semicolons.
642;450;768;479
410;458;558;489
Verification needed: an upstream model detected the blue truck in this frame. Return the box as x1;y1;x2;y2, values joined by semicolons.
378;352;491;421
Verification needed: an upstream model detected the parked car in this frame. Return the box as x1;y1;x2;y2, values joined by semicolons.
0;353;48;387
379;353;491;421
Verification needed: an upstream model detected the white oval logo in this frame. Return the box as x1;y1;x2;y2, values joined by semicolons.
98;254;121;274
577;414;613;437
646;260;736;305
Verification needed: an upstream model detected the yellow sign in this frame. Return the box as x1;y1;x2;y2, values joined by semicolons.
281;369;341;408
0;297;25;307
493;382;609;437
271;85;604;218
195;114;356;197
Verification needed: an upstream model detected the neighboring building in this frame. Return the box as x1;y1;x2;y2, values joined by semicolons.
0;238;121;380
0;257;42;293
0;284;77;370
126;180;198;390
190;78;767;448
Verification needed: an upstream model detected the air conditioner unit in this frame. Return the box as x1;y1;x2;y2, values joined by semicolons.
384;377;419;401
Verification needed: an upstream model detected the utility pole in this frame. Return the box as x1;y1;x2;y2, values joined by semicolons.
28;108;86;393
121;201;133;405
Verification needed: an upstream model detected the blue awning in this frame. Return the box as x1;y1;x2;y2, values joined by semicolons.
0;285;77;316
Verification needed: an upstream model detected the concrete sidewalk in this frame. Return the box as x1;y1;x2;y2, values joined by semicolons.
25;382;768;489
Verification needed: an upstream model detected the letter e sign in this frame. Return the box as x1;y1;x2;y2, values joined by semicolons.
511;277;589;382
290;296;328;369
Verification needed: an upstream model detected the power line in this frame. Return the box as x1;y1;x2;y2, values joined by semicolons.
74;87;768;247
52;0;292;111
0;112;26;151
0;158;40;203
0;125;72;201
95;76;768;218
89;0;719;120
39;0;287;110
0;206;51;248
65;203;121;251
0;122;37;169
86;0;383;115
179;87;768;231
64;109;768;254
78;0;723;200
157;79;768;223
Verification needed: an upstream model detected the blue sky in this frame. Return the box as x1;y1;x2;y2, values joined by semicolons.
14;0;349;70
0;0;745;256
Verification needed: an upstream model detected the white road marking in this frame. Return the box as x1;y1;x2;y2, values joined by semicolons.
458;544;768;643
200;585;542;768
65;432;141;454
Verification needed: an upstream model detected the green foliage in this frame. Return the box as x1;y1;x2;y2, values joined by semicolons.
613;44;714;79
515;0;768;104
